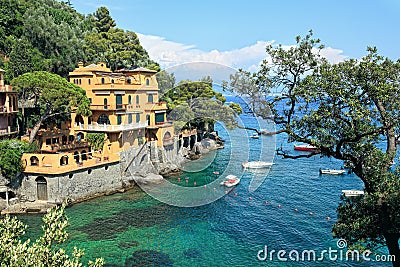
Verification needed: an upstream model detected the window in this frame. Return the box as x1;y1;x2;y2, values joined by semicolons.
127;78;131;84
79;79;82;84
146;115;150;125
155;112;165;124
136;95;140;104
136;113;141;123
60;156;68;166
101;77;105;84
128;95;132;105
104;98;108;109
30;156;39;166
69;135;75;142
128;114;133;124
46;138;51;145
97;114;110;125
111;79;114;84
147;94;154;103
88;79;91;85
52;137;59;144
117;115;122;125
116;95;123;109
89;98;92;104
146;78;150;86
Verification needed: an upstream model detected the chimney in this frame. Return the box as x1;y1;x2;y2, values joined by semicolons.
78;62;84;68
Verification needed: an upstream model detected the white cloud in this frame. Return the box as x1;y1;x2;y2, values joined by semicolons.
137;33;347;72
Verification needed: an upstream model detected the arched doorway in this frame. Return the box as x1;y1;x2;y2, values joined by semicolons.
97;114;110;125
60;155;68;166
77;132;84;142
30;156;39;166
74;151;80;163
35;176;48;200
75;114;84;126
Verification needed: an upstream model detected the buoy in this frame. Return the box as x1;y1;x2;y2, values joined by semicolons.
249;197;253;200
203;185;207;188
213;187;217;191
264;200;268;205
185;178;188;183
326;216;331;221
278;204;281;208
225;190;228;194
309;212;313;216
234;193;238;196
213;171;219;175
193;181;197;186
178;177;181;182
294;208;298;212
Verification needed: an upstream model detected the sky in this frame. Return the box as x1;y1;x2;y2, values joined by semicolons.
70;0;400;72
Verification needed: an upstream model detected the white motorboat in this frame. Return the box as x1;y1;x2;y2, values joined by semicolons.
242;161;274;169
220;175;240;187
250;133;259;139
319;169;346;175
342;190;364;197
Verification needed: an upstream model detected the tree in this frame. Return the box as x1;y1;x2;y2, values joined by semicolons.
0;139;37;181
11;71;92;143
0;203;104;266
162;77;241;131
84;7;159;71
226;31;400;266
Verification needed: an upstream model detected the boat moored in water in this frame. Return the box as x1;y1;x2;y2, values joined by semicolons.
319;169;346;175
342;190;364;197
294;144;319;152
220;175;240;187
242;161;274;169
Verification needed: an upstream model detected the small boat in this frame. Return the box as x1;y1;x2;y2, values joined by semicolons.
342;190;364;197
319;169;346;175
220;175;240;187
250;133;259;139
242;161;274;169
294;144;318;151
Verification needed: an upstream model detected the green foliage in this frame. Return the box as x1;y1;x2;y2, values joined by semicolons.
86;133;106;152
0;2;158;80
84;7;159;71
161;76;239;131
229;30;400;260
11;71;92;142
0;203;104;266
0;139;37;181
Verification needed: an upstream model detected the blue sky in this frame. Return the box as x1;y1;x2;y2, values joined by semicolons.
70;0;400;70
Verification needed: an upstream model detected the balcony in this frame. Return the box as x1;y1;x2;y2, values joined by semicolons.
79;121;148;132
90;104;126;111
0;126;19;136
150;102;167;111
0;105;17;114
41;141;90;153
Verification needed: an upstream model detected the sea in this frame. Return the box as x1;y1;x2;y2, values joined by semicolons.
18;96;393;267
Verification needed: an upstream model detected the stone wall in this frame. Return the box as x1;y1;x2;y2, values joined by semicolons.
16;162;122;203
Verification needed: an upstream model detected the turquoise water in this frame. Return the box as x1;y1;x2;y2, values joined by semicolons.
18;110;392;266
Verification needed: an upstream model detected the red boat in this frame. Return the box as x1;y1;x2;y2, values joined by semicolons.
294;144;318;152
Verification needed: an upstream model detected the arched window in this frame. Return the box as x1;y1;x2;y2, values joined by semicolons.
77;132;84;141
136;113;141;123
128;95;132;105
60;156;68;166
104;98;108;110
147;94;154;103
69;135;75;142
97;114;110;125
30;156;39;166
111;79;114;84
88;79;91;85
117;115;122;125
136;95;140;104
146;78;150;86
101;77;105;84
127;78;132;84
128;114;133;124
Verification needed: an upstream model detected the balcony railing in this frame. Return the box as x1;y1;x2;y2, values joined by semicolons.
79;121;148;132
90;104;127;111
0;105;17;113
0;126;19;136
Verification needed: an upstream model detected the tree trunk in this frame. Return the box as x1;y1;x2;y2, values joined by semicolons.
383;233;400;267
29;111;49;143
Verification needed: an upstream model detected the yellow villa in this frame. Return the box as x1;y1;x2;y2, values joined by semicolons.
18;62;176;204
